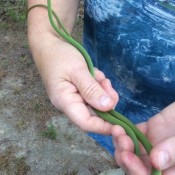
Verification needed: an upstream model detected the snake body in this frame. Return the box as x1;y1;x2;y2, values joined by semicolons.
27;1;162;174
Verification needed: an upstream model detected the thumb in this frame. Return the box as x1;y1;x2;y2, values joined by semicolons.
71;67;115;111
150;136;175;170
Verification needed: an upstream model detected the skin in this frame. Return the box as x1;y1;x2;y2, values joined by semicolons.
112;102;175;175
27;0;118;134
28;0;175;174
45;1;161;173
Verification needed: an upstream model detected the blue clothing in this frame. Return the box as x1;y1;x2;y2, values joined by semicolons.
83;0;175;155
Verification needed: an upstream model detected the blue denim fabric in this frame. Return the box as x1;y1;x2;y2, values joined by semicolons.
83;0;175;155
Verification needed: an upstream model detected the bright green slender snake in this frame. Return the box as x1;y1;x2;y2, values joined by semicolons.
27;1;162;174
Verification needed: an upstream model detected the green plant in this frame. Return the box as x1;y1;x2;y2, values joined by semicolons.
0;0;27;25
15;118;26;130
0;146;30;175
19;55;33;67
41;123;58;140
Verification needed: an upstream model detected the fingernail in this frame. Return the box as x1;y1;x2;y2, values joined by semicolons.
100;95;111;107
158;151;169;169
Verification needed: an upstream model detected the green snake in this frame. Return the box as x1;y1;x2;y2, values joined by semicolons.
27;1;162;174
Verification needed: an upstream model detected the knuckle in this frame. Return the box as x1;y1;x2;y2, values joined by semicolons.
98;71;105;79
82;81;101;99
95;68;105;78
50;95;62;111
79;125;87;132
75;120;88;132
101;122;111;134
70;60;86;74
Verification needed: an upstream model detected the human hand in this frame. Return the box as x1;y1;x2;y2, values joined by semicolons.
112;102;175;175
27;0;118;134
34;37;118;134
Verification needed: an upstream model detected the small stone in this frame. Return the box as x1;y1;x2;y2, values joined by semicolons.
0;130;5;137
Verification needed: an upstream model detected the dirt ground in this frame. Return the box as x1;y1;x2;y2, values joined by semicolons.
0;3;117;175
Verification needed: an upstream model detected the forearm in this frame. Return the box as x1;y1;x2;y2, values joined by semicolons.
27;0;80;80
27;0;80;36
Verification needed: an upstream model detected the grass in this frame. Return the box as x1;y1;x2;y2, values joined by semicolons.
0;70;6;80
15;157;30;175
41;123;58;140
0;0;27;28
0;21;8;29
13;86;22;95
1;58;9;68
19;55;33;67
0;146;30;175
15;118;26;131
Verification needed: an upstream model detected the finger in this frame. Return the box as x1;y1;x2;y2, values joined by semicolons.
86;105;97;116
94;68;118;105
163;166;175;175
112;126;138;153
111;125;126;138
135;122;150;156
64;102;113;134
50;81;84;111
136;122;147;135
100;79;119;107
150;136;175;171
117;135;135;153
145;102;175;145
71;66;116;111
49;80;113;134
111;125;126;148
94;68;106;82
115;150;149;175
